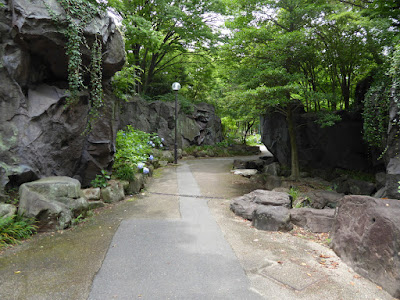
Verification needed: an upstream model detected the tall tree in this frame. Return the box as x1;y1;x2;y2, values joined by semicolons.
108;0;225;95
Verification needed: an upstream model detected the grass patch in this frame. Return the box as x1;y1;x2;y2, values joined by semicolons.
0;214;37;249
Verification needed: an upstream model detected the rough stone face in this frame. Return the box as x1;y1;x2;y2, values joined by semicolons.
0;203;17;218
119;97;223;149
260;109;382;173
263;162;281;176
229;198;259;220
335;177;376;196
0;1;125;192
331;195;400;298
264;175;282;191
252;206;293;232
123;174;146;195
82;188;101;201
230;189;291;221
290;208;335;233
305;190;344;209
386;87;400;199
18;177;89;230
100;180;125;203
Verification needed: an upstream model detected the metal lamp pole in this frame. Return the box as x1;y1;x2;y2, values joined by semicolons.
172;82;181;164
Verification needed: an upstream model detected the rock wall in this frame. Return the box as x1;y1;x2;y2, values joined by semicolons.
386;88;400;199
0;0;125;192
119;97;223;148
260;109;382;174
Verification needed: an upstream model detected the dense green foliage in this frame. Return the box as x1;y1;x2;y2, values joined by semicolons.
55;0;398;175
113;126;163;180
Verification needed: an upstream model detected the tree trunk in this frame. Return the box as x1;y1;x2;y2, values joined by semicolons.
286;106;300;180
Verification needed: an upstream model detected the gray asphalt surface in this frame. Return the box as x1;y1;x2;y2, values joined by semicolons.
88;163;262;299
0;151;396;300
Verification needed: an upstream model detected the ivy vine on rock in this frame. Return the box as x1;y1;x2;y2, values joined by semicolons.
43;0;106;133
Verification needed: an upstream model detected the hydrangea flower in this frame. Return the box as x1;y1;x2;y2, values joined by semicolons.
143;167;150;174
161;138;164;142
149;155;154;161
137;162;144;169
160;144;163;148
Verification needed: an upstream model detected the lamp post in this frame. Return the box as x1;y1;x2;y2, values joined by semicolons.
172;82;181;164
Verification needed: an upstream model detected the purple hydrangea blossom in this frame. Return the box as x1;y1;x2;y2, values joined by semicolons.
137;162;145;169
143;167;150;174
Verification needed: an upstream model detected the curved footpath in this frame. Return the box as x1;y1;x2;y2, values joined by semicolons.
0;154;396;299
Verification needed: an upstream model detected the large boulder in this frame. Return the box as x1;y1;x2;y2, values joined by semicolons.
18;177;89;230
119;97;223;149
230;189;292;221
331;195;400;298
290;208;335;233
252;206;293;232
0;0;125;192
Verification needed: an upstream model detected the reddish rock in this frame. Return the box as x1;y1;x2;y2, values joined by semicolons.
331;195;400;298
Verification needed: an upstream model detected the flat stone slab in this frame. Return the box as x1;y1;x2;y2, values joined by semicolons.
231;169;258;177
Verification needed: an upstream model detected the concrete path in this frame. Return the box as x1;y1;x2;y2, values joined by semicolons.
0;152;396;300
88;163;262;299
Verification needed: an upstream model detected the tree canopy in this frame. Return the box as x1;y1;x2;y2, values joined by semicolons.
106;0;399;178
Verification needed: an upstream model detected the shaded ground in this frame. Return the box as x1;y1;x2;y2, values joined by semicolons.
0;154;396;300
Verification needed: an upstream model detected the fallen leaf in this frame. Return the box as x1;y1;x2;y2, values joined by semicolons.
350;281;355;286
301;263;307;266
277;261;284;264
377;286;383;290
307;273;312;277
14;271;21;274
319;254;331;258
353;275;361;279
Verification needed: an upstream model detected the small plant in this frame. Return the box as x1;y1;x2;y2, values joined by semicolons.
289;187;300;201
0;214;37;248
90;170;110;188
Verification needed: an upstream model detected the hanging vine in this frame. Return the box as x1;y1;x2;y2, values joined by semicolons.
43;0;105;132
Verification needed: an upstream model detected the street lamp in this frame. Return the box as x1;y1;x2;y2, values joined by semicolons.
172;82;181;164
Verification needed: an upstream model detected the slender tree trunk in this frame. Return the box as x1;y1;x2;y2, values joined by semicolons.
286;106;300;180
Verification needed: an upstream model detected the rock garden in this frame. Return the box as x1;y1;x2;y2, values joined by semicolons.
230;157;400;298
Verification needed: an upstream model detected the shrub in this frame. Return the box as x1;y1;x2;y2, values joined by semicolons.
0;215;37;248
114;126;163;180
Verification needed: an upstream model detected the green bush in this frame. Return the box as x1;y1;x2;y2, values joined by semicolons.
114;126;163;179
0;215;37;248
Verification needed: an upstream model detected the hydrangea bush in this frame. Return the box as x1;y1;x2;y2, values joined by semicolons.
114;126;163;181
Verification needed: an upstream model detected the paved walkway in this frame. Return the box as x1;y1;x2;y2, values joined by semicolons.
0;152;396;300
88;163;262;299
